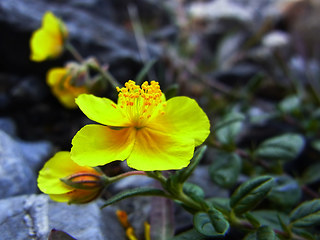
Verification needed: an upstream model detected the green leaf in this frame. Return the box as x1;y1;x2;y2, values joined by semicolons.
173;146;207;184
268;175;301;209
183;182;205;200
194;210;229;237
168;228;207;240
215;112;245;145
251;210;289;231
48;229;77;240
135;58;157;85
101;187;167;208
230;176;274;215
244;212;260;228
206;197;231;215
290;199;320;228
256;226;276;240
292;228;316;240
301;163;320;184
311;140;320;152
244;226;278;240
279;95;300;113
209;151;241;188
255;134;305;161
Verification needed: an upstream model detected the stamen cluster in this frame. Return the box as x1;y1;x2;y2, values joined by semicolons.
116;80;166;126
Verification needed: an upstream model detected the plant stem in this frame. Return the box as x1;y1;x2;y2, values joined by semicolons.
95;66;123;89
65;43;84;62
106;171;147;184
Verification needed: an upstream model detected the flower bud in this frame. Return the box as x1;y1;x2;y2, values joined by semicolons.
38;151;105;204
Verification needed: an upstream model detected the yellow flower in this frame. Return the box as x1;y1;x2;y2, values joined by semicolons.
30;11;68;62
71;80;210;171
37;151;104;204
47;67;88;108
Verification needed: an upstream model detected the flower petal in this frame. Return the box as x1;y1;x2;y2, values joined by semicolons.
76;94;130;126
37;151;96;194
127;128;195;171
148;96;210;146
71;124;136;166
30;29;62;61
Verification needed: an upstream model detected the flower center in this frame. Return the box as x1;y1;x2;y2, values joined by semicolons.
117;80;166;127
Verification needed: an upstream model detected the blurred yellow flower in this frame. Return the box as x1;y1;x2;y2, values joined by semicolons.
30;11;68;62
71;80;210;171
47;67;88;108
37;151;104;204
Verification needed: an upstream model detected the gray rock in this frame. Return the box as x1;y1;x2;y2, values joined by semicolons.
0;128;53;199
0;194;125;240
0;117;17;136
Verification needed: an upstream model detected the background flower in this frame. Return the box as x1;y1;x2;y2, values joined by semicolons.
30;11;68;62
47;67;88;108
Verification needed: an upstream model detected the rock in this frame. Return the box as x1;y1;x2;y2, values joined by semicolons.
262;30;291;50
0;117;17;136
0;126;53;199
0;194;125;240
188;0;254;25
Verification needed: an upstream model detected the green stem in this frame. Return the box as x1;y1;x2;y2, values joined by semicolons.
104;171;147;185
65;43;84;62
96;67;123;89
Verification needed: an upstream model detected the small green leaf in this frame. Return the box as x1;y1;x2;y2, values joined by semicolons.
215;112;245;145
301;163;320;184
290;199;320;228
244;226;278;240
101;187;167;208
209;151;241;188
207;197;231;215
174;146;207;184
255;134;305;161
292;228;316;240
251;210;289;231
268;175;301;209
135;58;157;84
278;95;300;113
230;176;274;215
194;210;229;237
183;182;205;200
168;228;207;240
244;212;260;228
257;226;276;240
311;140;320;152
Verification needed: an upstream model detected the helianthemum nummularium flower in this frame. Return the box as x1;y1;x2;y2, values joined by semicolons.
38;151;104;204
71;80;210;171
30;11;68;62
47;67;88;108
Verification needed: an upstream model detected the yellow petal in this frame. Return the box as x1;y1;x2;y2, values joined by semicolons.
148;96;210;146
30;29;62;61
49;188;101;204
42;12;61;34
71;124;136;166
127;128;194;171
46;68;67;86
76;94;130;126
37;151;96;194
